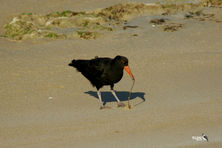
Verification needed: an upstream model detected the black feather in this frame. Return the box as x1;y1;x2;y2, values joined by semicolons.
68;56;129;90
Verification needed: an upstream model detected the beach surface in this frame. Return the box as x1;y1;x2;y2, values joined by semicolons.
0;0;222;148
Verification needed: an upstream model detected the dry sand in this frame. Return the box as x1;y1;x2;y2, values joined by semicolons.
0;0;222;148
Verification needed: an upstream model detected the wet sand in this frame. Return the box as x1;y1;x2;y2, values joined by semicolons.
0;0;222;148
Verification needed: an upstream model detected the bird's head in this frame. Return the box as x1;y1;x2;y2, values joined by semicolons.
114;55;135;80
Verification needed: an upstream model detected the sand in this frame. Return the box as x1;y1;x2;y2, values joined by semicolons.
0;0;222;148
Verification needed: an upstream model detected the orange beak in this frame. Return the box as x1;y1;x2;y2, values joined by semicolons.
124;66;135;80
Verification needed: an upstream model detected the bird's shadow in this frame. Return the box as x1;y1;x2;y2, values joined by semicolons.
84;91;146;106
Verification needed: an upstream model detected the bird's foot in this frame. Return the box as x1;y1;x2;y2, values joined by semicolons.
117;102;126;107
100;106;111;110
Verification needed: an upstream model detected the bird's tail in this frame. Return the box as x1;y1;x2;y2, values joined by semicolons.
68;60;77;67
68;59;89;73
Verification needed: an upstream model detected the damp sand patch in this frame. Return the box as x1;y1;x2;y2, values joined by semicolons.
184;9;222;23
150;18;184;32
1;1;222;41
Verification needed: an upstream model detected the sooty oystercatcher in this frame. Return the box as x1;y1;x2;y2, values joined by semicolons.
68;55;135;109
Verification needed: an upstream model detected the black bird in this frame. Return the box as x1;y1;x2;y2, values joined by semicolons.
68;55;135;109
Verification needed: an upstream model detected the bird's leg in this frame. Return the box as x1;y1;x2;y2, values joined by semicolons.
110;86;125;107
97;89;104;109
97;89;111;109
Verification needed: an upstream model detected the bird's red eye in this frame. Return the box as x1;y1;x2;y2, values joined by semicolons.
121;60;125;64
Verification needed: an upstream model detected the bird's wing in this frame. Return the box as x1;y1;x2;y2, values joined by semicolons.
88;59;105;77
79;58;111;80
72;58;112;87
89;58;114;81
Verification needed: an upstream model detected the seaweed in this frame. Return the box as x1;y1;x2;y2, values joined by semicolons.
201;0;222;7
44;32;58;38
4;20;37;40
2;1;221;41
150;18;167;25
98;3;147;21
83;21;89;27
21;12;33;16
77;31;98;39
163;23;183;32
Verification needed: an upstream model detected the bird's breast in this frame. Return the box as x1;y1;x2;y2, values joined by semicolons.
109;70;123;83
